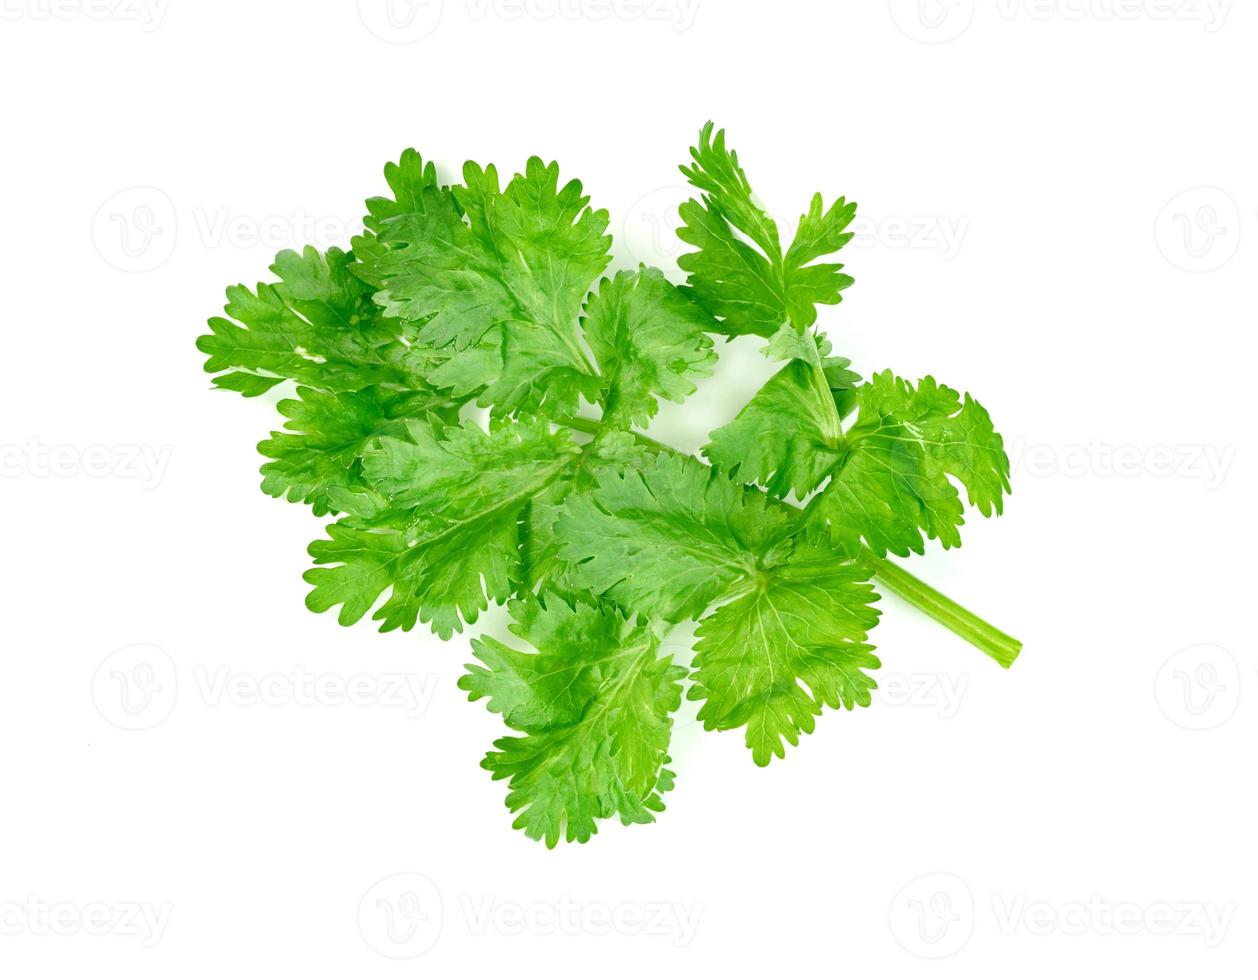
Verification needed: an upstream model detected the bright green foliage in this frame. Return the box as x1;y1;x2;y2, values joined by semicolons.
198;246;438;396
461;596;684;846
198;124;1018;846
708;364;1010;557
559;454;882;764
689;536;880;765
258;386;450;516
557;453;794;623
677;122;857;337
812;372;1010;556
581;267;718;427
704;329;860;498
306;416;580;638
354;153;611;418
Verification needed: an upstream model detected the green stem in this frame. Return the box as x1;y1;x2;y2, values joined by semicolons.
804;333;843;446
550;416;1022;668
866;553;1022;669
553;415;673;455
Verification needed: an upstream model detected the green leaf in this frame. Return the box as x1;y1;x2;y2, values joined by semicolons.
689;536;881;765
677;123;856;337
558;453;796;623
304;416;580;638
518;430;662;597
257;386;450;516
354;153;611;418
704;330;860;498
812;371;1012;556
197;246;435;396
581;267;718;428
460;595;684;846
559;453;883;764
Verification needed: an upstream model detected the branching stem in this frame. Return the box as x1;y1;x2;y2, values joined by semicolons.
552;415;1023;668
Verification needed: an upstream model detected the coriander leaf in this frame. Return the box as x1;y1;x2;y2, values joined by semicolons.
460;595;684;846
304;416;580;638
704;332;860;498
354;154;610;418
812;371;1012;556
781;192;859;329
581;267;718;428
559;453;883;764
518;430;662;596
198;246;434;396
690;536;881;765
257;385;451;517
557;453;794;622
677;123;856;337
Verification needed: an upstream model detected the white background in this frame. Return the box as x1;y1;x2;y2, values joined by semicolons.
1;0;1254;976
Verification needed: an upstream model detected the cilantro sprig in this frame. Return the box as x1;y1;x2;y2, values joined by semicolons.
198;124;1021;846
